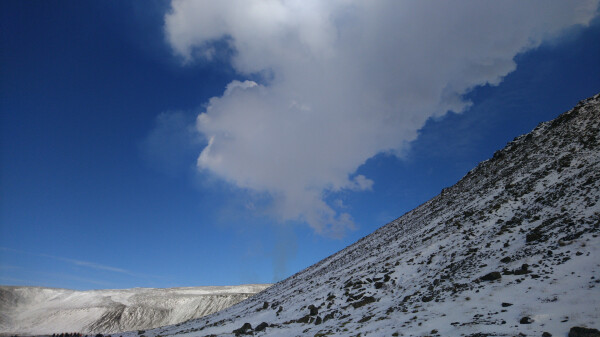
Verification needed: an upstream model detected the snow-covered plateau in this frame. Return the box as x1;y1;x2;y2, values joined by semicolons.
112;93;599;336
0;285;270;335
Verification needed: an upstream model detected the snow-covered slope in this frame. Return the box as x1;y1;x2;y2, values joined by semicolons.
119;93;600;336
0;285;270;335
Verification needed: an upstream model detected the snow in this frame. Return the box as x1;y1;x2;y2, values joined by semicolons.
4;93;600;337
107;93;600;337
0;285;271;335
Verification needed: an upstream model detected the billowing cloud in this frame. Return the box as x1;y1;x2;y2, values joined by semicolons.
164;0;598;237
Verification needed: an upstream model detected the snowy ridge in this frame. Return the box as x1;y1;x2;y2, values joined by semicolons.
120;93;600;336
0;285;270;335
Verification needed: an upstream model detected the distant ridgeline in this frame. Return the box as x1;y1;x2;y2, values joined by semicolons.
0;285;271;335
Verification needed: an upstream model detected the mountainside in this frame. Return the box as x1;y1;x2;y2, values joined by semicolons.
119;93;600;337
0;285;270;335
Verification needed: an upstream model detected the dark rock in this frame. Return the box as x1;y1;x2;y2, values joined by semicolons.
323;312;335;322
500;256;512;263
233;323;253;335
374;282;384;289
308;304;318;316
542;332;552;337
480;272;502;281
262;301;269;309
514;264;530;275
315;316;322;325
464;333;493;337
352;296;376;308
569;327;600;337
255;322;268;331
422;295;433;302
520;316;534;324
297;315;312;324
526;230;543;243
357;315;373;323
502;268;514;275
501;302;513;307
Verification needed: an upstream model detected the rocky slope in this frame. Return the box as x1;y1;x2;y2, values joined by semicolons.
117;93;600;336
0;285;270;335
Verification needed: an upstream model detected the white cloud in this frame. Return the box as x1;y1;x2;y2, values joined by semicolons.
164;0;598;237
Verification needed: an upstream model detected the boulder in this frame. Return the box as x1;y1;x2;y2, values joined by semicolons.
255;322;268;332
232;323;252;335
569;327;600;337
480;272;501;281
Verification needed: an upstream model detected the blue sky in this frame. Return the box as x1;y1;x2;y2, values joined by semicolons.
1;1;599;290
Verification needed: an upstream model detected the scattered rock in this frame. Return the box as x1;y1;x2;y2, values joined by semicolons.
514;264;530;275
233;323;253;335
255;322;268;331
569;327;600;337
526;230;543;243
520;316;534;324
352;296;376;308
501;302;513;307
357;315;373;323
323;312;336;322
480;272;502;281
422;295;433;302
